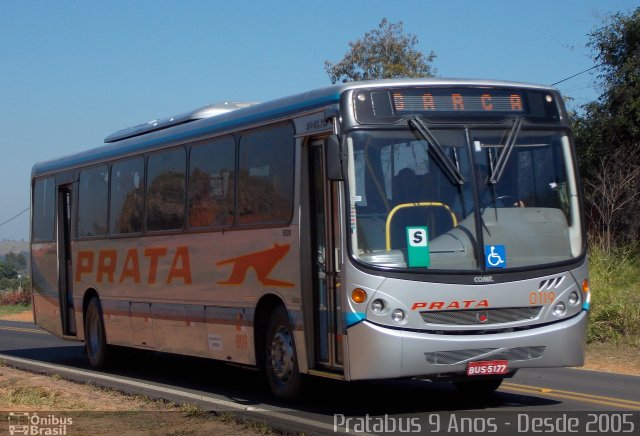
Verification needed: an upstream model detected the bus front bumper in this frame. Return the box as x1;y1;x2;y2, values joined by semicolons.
344;311;588;381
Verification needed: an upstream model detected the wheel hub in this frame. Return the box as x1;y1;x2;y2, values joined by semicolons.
269;326;293;382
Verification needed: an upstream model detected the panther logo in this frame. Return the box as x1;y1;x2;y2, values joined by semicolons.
217;243;294;288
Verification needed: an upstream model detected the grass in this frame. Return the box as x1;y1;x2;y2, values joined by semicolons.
0;365;277;435
0;385;67;408
587;241;640;346
85;380;167;407
214;412;273;435
0;303;31;317
242;419;274;435
179;402;208;418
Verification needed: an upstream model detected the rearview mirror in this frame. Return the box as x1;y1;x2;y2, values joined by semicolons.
326;134;344;181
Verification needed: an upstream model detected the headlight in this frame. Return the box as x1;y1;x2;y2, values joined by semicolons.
553;302;566;316
371;299;385;314
568;291;580;306
391;309;406;323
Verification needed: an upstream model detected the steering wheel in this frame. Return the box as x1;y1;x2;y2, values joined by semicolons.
481;195;520;212
487;195;517;206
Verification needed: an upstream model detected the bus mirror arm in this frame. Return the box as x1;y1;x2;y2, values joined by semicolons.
324;108;340;135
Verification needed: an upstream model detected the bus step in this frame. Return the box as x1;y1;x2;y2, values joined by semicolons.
307;369;345;380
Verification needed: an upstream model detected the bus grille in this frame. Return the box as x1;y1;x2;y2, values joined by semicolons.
420;306;542;326
539;275;565;290
424;346;546;365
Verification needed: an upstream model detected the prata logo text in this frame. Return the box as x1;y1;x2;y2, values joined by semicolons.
411;300;489;310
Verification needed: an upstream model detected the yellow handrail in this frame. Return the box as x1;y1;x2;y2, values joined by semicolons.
385;202;458;251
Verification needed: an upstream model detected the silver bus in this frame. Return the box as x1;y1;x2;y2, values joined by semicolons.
30;79;589;399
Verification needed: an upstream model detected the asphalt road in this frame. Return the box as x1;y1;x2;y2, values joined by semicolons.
1;319;639;435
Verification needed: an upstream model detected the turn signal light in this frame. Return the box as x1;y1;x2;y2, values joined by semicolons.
582;279;590;294
351;288;367;304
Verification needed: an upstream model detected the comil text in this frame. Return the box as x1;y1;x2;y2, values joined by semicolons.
75;247;192;285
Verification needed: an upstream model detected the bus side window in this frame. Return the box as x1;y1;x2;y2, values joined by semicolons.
78;165;109;238
32;177;56;242
188;136;235;229
238;123;294;225
146;147;186;231
110;157;144;235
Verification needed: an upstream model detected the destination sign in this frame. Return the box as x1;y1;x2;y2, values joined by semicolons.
392;89;525;114
354;87;561;124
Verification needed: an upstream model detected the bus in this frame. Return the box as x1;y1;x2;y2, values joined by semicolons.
30;79;589;399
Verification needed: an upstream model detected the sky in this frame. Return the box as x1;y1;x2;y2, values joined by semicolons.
1;0;638;241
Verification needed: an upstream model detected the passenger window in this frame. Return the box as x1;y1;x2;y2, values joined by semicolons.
146;148;186;231
32;177;55;242
189;136;235;228
238;123;294;225
110;157;144;234
78;165;109;237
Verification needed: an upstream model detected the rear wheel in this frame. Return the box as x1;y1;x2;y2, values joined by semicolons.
84;297;108;368
453;377;503;395
265;305;302;400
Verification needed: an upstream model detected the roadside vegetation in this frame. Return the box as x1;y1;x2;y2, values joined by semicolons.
587;240;640;347
0;288;31;305
0;287;31;317
0;301;31;317
0;251;28;291
0;363;272;435
570;8;640;353
0;248;31;318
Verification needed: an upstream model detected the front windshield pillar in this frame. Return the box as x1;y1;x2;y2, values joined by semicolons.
464;127;487;270
346;135;359;255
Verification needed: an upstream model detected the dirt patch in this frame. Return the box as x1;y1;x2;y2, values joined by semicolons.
0;364;271;435
580;342;640;377
0;310;33;322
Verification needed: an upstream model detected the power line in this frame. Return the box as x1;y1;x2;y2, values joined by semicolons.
0;207;30;228
551;63;603;87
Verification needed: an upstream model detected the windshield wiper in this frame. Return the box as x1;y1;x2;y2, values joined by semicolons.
490;116;523;184
408;117;464;185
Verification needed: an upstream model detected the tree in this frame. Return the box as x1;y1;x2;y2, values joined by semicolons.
325;19;435;84
583;148;640;254
5;252;27;271
0;261;17;280
589;9;640;143
0;252;27;280
572;8;640;245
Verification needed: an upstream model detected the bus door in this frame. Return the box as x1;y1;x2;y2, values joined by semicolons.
307;140;343;370
56;184;76;336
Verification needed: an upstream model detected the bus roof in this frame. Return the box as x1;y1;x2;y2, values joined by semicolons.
31;78;556;178
103;101;260;143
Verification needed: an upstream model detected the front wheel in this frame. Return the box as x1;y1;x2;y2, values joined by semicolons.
84;297;108;368
265;305;302;400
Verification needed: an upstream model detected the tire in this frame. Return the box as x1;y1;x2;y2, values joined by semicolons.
265;305;302;400
453;377;503;395
84;297;108;368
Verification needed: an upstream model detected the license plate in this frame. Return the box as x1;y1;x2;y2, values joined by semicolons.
466;360;509;376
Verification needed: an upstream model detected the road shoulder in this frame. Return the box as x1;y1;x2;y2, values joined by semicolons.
0;363;270;435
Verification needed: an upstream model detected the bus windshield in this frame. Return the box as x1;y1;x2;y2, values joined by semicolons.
347;124;582;272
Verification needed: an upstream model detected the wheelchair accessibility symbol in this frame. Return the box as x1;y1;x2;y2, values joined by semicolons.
485;245;506;268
